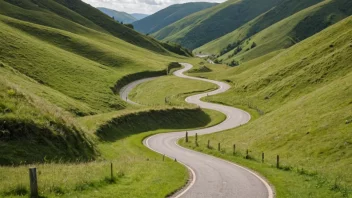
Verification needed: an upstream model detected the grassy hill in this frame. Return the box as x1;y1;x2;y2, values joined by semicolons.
152;0;284;49
194;0;324;55
133;2;217;34
0;0;173;54
0;0;192;168
0;0;218;197
197;0;352;64
97;7;137;24
180;15;352;196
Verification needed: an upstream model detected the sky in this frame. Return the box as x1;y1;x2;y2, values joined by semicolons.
82;0;226;15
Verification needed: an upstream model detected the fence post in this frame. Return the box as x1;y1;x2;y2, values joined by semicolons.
246;149;249;159
29;167;38;198
262;152;264;163
207;140;210;149
218;143;221;151
195;133;198;146
185;131;188;143
233;144;236;155
111;163;113;181
276;155;280;168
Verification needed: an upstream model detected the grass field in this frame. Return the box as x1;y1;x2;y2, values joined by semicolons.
0;1;219;197
129;75;218;106
0;105;225;197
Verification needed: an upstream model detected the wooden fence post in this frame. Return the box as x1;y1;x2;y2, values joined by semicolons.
29;167;38;198
218;143;221;151
276;155;280;168
233;144;236;155
185;131;188;143
207;140;210;149
111;163;113;181
246;149;249;159
195;133;198;146
262;152;264;163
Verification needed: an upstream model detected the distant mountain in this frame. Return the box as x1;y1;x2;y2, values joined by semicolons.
131;13;149;20
133;2;217;34
98;7;137;24
152;0;284;49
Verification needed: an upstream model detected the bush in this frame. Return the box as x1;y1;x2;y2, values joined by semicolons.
228;60;239;67
251;42;257;49
220;41;241;56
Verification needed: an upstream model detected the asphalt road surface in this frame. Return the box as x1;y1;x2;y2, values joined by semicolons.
120;63;274;198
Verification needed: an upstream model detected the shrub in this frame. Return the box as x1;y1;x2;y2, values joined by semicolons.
251;42;257;49
229;60;239;67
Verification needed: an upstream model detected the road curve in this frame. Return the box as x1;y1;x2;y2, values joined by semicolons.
120;63;274;198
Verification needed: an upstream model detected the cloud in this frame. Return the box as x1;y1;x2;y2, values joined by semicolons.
82;0;226;14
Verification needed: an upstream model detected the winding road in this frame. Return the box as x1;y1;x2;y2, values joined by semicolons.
120;63;274;198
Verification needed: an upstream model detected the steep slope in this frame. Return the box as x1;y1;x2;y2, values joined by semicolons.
0;67;97;164
0;0;170;54
98;7;137;24
0;0;184;164
133;2;217;34
207;0;352;64
132;13;149;20
187;15;352;189
152;0;283;49
195;0;324;55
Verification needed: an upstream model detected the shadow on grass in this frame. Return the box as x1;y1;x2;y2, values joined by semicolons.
96;108;211;142
0;118;97;165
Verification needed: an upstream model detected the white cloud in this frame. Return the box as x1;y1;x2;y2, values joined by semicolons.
82;0;226;14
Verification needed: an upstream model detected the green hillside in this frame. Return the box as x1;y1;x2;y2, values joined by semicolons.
0;0;172;54
152;0;284;49
0;0;217;196
181;15;352;196
1;0;351;196
194;0;324;55
98;7;137;24
133;2;217;34
199;0;352;64
0;0;192;165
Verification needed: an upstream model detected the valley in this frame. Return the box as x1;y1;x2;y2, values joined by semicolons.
0;0;351;197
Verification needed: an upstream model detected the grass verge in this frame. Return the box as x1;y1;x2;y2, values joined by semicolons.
180;137;352;198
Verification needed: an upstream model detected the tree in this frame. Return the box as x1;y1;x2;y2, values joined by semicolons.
229;60;239;67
